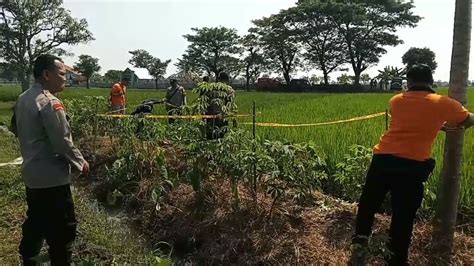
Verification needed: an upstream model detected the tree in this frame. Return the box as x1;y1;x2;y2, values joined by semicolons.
337;73;353;84
0;0;93;91
360;73;371;85
173;57;203;84
169;71;200;85
310;74;323;85
285;3;346;85
175;56;206;77
325;1;420;84
220;55;243;81
432;0;471;263
250;12;302;85
376;66;405;90
241;34;267;90
129;49;171;89
90;73;106;83
73;55;100;89
376;67;392;90
104;70;123;83
182;27;242;81
0;62;16;81
402;47;438;72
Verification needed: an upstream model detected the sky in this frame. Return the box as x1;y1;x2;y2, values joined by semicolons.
61;0;474;82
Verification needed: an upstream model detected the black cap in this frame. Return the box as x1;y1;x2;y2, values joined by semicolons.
406;64;434;85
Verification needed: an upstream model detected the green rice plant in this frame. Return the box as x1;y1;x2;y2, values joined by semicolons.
1;85;473;215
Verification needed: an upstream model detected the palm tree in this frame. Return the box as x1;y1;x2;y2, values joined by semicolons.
376;66;405;90
432;0;471;263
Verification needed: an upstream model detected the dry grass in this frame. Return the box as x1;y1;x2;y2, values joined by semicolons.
135;180;473;264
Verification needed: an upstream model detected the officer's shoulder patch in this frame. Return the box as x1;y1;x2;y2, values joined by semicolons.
52;102;65;111
36;91;53;109
36;94;50;108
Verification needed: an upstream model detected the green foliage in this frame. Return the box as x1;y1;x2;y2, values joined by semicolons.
0;118;19;162
241;34;268;88
175;126;328;210
63;96;108;137
250;13;302;85
104;70;123;83
334;145;373;202
18;87;472;216
214;130;259;208
360;74;372;85
74;54;101;88
376;66;406;89
402;47;438;72
182;26;243;79
0;0;93;90
191;82;237;116
337;74;354;84
147;256;173;266
129;49;171;89
0;129;162;264
0;62;17;81
318;1;421;84
90;73;107;83
104;138;169;205
310;74;324;85
285;3;346;85
193;82;235;94
263;140;327;206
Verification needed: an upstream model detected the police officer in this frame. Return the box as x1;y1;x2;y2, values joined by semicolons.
165;79;186;124
12;54;89;265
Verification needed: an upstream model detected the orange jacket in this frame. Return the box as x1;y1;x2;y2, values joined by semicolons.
374;91;469;161
110;83;126;106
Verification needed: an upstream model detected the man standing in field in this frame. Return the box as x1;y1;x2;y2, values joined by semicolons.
200;72;235;139
165;78;186;124
350;64;474;265
109;76;129;114
12;54;89;265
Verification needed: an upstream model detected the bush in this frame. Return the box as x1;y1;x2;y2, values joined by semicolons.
333;145;373;202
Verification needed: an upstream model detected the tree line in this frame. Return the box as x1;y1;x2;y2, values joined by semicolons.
1;0;438;91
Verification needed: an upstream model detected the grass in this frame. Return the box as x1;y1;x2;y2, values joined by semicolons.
0;126;19;162
0;129;164;264
1;84;473;213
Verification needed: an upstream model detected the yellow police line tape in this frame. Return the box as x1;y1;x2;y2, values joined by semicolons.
96;112;388;127
96;114;256;119
241;112;387;128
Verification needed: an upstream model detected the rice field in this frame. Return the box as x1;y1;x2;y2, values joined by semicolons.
0;84;473;212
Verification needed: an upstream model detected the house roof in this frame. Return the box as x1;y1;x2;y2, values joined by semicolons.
64;64;81;75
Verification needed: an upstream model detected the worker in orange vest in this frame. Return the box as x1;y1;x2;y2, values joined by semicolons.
109;76;130;114
350;64;474;265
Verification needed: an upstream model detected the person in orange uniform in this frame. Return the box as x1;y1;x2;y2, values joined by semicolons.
350;64;474;265
109;76;130;114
